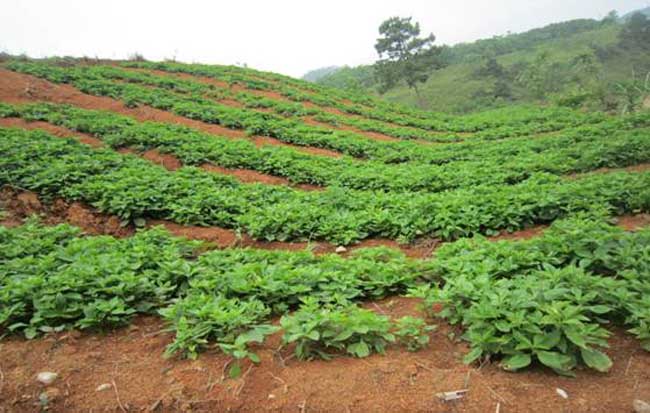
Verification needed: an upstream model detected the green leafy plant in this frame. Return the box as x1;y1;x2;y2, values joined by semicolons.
218;325;280;378
280;300;395;360
393;316;436;351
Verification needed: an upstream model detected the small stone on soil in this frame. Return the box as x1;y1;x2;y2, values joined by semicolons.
37;372;58;385
556;388;569;399
96;383;112;392
335;246;347;253
634;399;650;413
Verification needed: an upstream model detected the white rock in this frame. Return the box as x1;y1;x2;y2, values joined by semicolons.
634;399;650;413
436;389;468;401
96;383;112;392
36;372;58;385
556;388;569;399
335;246;347;253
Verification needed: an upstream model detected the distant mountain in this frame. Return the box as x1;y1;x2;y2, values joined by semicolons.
621;6;650;21
302;66;341;82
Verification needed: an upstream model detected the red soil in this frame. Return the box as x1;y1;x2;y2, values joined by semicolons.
616;214;650;231
488;225;548;241
0;68;342;159
217;98;245;108
1;189;133;238
569;162;650;178
200;163;294;187
1;297;648;413
0;189;434;257
0;117;104;147
141;148;183;170
303;116;401;143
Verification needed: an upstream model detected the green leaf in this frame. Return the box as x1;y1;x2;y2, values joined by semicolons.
228;362;242;379
536;351;573;372
501;353;532;371
587;305;611;315
463;347;483;364
347;341;370;358
580;348;612;372
248;352;261;364
564;327;587;349
641;340;650;352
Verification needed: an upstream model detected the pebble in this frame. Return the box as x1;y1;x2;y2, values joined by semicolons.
335;246;347;253
37;372;58;385
556;388;569;399
95;383;112;392
634;399;650;413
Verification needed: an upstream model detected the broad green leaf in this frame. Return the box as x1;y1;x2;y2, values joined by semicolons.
536;351;573;372
501;353;532;371
463;347;483;364
347;341;370;358
228;363;242;379
580;348;612;372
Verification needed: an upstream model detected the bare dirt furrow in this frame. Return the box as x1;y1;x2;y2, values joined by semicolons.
0;297;647;413
3;188;649;261
0;189;435;257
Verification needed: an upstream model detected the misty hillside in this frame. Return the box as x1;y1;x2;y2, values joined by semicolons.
622;6;650;20
308;9;650;113
302;65;341;82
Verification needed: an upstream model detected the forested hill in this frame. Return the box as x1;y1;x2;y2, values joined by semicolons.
308;11;650;114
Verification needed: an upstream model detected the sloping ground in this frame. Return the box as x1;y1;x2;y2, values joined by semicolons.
1;58;650;413
0;68;343;159
1;301;649;413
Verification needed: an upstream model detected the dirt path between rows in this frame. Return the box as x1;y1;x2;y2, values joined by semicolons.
0;188;438;258
0;297;648;413
3;186;650;261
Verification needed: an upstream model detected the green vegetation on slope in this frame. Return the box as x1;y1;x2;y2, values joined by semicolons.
315;14;650;113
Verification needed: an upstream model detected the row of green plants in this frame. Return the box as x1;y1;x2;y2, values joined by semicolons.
121;60;612;135
7;61;650;166
2;126;650;244
1;215;649;375
119;60;452;129
4;102;650;193
412;214;650;375
7;60;447;161
0;219;433;375
96;64;460;143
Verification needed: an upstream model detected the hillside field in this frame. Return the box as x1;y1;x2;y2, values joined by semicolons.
1;58;650;412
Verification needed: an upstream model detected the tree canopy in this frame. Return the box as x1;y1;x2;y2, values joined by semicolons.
373;17;445;98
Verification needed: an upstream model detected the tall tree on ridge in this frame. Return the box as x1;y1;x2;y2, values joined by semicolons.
374;17;445;107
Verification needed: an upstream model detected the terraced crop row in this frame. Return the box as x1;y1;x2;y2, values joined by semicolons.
3;102;650;193
2;214;648;374
7;61;650;167
111;65;460;142
123;60;611;135
106;62;614;139
3;127;650;244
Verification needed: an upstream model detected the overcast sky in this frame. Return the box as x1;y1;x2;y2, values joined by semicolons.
2;0;648;77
